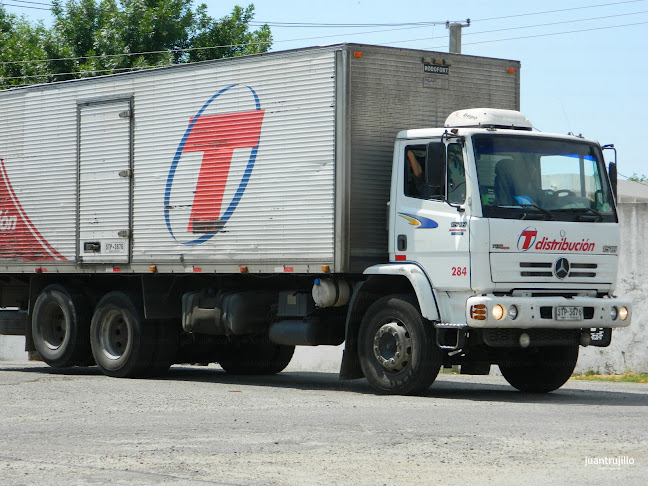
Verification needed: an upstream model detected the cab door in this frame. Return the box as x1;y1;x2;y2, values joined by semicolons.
391;139;471;290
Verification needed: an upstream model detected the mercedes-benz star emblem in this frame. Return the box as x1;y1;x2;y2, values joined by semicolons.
554;258;570;279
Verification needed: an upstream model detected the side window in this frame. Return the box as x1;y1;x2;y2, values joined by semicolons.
447;143;466;204
404;143;444;200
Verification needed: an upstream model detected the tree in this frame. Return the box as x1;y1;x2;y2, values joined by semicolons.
628;173;648;183
0;2;271;88
0;8;50;88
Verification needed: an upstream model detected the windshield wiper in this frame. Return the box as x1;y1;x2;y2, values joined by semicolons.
550;207;604;222
516;204;553;220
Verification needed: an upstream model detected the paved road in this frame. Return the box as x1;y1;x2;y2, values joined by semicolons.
0;361;646;486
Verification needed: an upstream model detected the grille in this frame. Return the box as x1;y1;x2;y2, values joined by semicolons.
519;262;598;278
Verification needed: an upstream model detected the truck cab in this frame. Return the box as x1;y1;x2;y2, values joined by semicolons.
353;108;631;394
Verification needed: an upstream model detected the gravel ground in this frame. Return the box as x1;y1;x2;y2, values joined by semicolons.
0;361;646;485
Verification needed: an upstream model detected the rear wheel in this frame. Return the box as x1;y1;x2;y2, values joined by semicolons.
90;292;156;378
31;284;93;367
358;295;442;395
498;345;579;393
219;341;294;375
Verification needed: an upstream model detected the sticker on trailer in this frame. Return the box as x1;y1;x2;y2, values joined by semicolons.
164;84;265;246
0;159;65;261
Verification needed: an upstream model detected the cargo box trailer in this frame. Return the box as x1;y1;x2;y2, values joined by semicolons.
0;44;630;394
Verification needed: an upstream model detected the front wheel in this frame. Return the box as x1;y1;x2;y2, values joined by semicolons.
358;295;442;395
498;345;579;393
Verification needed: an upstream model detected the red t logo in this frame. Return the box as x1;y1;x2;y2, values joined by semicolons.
183;110;265;233
519;229;538;250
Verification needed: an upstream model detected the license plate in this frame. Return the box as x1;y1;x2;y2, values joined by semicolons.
556;306;583;321
104;242;125;253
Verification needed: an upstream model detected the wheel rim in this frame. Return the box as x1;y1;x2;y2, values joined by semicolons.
40;302;67;350
372;321;412;372
98;309;130;360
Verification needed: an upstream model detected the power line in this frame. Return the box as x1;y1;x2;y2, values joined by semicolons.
618;172;648;184
2;1;51;11
0;41;271;66
2;1;647;70
1;64;162;81
248;0;646;27
381;10;648;45
386;21;648;49
248;21;446;28
473;0;646;22
445;20;648;48
465;9;648;36
5;0;52;6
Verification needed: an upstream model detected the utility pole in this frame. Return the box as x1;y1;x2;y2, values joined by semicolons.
446;19;471;54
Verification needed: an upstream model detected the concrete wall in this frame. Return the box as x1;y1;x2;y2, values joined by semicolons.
576;203;648;373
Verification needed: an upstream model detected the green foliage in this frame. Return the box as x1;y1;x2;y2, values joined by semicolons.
0;2;271;88
628;173;648;183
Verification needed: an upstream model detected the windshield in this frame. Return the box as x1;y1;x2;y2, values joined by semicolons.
473;135;616;222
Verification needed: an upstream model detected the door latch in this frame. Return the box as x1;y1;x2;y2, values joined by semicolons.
397;234;407;251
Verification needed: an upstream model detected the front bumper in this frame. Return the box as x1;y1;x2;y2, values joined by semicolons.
466;294;631;329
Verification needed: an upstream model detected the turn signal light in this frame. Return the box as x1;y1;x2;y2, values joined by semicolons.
470;304;487;320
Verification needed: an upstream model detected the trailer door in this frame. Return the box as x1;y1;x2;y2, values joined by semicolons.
77;99;132;264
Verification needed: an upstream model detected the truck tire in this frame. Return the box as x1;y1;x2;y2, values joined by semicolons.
90;292;156;378
358;295;442;395
0;310;27;335
219;342;295;375
498;345;579;393
31;285;93;368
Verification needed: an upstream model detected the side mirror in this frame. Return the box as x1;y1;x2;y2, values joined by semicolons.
608;162;617;201
602;144;617;201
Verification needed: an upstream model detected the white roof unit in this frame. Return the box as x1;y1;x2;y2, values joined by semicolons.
445;108;533;131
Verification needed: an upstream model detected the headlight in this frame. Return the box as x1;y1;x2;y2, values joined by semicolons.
492;304;505;320
619;306;629;321
509;305;518;320
610;307;618;321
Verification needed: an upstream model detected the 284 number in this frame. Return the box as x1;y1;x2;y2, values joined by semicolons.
452;266;467;277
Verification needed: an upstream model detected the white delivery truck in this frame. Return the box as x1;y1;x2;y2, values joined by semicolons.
0;44;631;394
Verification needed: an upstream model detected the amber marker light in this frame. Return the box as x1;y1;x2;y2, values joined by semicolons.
353;51;363;58
149;265;157;273
470;304;487;320
239;266;248;273
321;265;330;273
507;67;516;74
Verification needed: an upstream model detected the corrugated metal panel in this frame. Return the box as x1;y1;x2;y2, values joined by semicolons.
78;100;132;263
0;48;338;270
346;45;520;270
132;50;336;264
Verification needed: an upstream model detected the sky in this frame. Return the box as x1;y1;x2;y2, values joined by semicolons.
3;0;647;179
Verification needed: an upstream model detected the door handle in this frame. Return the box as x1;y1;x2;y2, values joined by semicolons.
397;234;407;251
